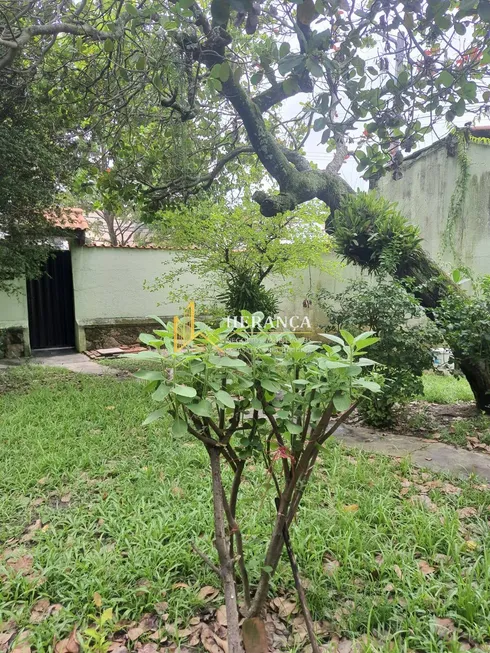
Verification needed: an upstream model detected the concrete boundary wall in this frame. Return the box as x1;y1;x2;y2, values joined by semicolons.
376;141;490;275
70;246;358;350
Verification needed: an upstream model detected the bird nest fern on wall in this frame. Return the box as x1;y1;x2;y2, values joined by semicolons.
333;191;422;274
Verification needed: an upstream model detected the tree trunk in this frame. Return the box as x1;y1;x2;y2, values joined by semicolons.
458;357;490;413
207;446;244;653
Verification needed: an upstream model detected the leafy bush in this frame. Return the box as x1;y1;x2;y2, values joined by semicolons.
318;278;439;426
217;269;279;319
130;315;379;649
435;275;490;366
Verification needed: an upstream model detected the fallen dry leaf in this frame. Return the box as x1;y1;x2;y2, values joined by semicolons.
138;613;158;632
107;645;128;653
271;596;297;619
393;565;403;580
60;494;71;504
6;555;33;575
434;617;456;638
154;601;169;615
127;627;144;641
134;578;150;596
216;605;227;627
323;559;340;576
54;626;79;653
441;483;461;495
0;632;15;651
434;553;451;565
171;582;189;590
29;598;51;624
138;645;158;653
198;585;219;602
201;626;225;653
418;560;435;575
424;480;442;489
148;629;168;643
410;494;436;511
458;507;477;519
21;520;42;543
337;638;354;652
343;504;359;513
11;646;31;653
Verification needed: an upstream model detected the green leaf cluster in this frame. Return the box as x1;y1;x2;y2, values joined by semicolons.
333;192;422;274
128;315;380;458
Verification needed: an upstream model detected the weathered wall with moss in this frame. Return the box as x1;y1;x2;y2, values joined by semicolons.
377;141;490;275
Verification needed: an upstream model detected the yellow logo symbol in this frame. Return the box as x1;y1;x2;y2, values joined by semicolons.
173;301;200;352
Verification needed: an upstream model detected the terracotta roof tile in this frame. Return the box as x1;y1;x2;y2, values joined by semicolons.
83;242;198;250
46;208;89;231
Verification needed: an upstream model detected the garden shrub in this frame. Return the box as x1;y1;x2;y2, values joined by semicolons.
131;314;380;650
217;268;279;320
318;277;439;426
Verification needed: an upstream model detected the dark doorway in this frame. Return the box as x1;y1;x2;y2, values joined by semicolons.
26;250;76;350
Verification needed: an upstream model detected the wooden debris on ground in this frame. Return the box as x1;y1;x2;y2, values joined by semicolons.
84;344;147;360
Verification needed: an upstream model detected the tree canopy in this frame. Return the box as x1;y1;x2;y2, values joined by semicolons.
2;0;489;219
0;74;78;292
150;197;333;310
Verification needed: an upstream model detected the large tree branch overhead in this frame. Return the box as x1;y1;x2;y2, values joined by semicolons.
0;20;123;71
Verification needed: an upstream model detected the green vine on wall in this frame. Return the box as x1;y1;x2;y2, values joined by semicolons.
442;130;470;261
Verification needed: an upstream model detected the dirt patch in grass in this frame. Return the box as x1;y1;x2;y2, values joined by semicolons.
396;401;490;451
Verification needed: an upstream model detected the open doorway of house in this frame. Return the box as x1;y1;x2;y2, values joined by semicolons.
26;250;76;350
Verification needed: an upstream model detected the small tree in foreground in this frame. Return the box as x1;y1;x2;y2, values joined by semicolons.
129;317;379;652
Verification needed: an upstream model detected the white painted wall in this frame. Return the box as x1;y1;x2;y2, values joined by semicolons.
70;246;358;331
71;247;208;324
0;281;29;329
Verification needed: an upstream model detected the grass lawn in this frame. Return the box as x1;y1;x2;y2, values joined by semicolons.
421;373;475;405
1;366;490;652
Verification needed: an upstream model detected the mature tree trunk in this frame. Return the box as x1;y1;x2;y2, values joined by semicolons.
458;358;490;413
